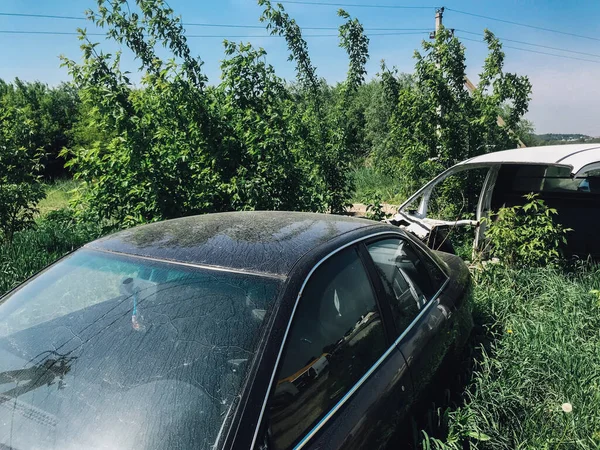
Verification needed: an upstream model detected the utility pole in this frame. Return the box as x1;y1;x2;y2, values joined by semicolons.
435;7;444;35
431;8;445;143
431;7;525;148
429;7;445;39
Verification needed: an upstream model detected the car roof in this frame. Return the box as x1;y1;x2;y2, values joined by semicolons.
458;143;600;175
86;211;383;278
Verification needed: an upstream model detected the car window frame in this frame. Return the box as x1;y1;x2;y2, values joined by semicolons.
251;231;447;450
361;235;450;339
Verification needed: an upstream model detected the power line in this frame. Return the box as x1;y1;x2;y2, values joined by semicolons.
185;23;429;31
457;29;600;59
0;29;428;38
277;1;438;9
0;11;429;31
4;6;600;45
447;8;600;43
0;12;83;20
0;30;102;36
458;35;600;64
0;11;429;30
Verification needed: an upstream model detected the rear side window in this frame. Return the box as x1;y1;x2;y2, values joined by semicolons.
267;247;386;449
367;238;446;335
495;165;600;195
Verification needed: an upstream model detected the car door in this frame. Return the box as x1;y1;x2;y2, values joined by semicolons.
259;244;414;450
364;236;452;396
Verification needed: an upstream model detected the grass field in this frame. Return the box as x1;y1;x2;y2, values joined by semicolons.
351;165;406;205
37;179;81;216
418;264;600;449
0;211;103;295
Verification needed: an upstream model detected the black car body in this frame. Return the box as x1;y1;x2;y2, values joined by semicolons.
0;212;472;450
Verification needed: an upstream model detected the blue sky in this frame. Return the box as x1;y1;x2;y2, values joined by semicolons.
1;0;599;135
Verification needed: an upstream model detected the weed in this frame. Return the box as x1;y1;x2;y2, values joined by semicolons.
37;179;81;216
352;165;405;205
420;264;600;449
0;208;103;295
481;193;570;267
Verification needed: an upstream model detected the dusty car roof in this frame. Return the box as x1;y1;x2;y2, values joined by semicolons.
86;211;381;277
458;143;600;174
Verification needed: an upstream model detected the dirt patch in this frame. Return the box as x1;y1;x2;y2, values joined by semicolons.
347;203;399;218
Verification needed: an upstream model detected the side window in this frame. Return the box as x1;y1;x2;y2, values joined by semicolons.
267;247;386;450
366;238;446;334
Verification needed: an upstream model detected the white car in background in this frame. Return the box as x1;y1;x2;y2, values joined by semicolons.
390;144;600;259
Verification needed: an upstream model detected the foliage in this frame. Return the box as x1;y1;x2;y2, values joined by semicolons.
215;40;327;212
0;79;83;241
482;193;570;267
363;192;389;221
60;0;373;225
0;79;80;178
37;179;82;216
374;28;532;201
419;264;600;449
0;178;44;243
351;165;404;205
0;208;104;295
0;94;45;241
534;133;600;146
259;1;370;213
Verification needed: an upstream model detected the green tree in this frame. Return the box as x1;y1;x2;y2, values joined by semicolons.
259;1;370;213
0;79;79;179
375;28;532;199
215;41;326;212
0;82;45;240
62;0;372;226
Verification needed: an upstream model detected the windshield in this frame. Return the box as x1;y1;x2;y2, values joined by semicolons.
0;249;281;450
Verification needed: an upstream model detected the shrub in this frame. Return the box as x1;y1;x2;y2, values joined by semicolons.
61;0;372;225
481;193;570;267
363;192;389;222
0;146;45;242
0;79;80;179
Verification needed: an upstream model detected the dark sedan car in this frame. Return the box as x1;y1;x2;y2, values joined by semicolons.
0;212;471;450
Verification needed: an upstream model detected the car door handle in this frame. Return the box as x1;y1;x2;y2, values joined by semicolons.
437;303;452;320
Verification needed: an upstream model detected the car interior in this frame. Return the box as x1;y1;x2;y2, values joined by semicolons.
491;164;600;258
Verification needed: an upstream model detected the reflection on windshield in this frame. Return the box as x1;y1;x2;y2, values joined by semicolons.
0;354;76;406
0;249;280;450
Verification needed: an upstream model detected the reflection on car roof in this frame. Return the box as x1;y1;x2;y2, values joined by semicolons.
86;212;382;277
458;143;600;175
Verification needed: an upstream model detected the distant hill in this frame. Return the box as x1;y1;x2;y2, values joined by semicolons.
534;133;600;145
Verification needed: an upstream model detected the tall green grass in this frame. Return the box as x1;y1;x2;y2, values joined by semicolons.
37;179;81;216
423;264;600;449
351;165;406;205
0;210;103;296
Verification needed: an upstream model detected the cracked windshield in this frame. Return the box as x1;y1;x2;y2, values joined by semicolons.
0;249;280;450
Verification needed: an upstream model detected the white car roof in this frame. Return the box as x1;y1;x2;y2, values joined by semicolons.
458;143;600;175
